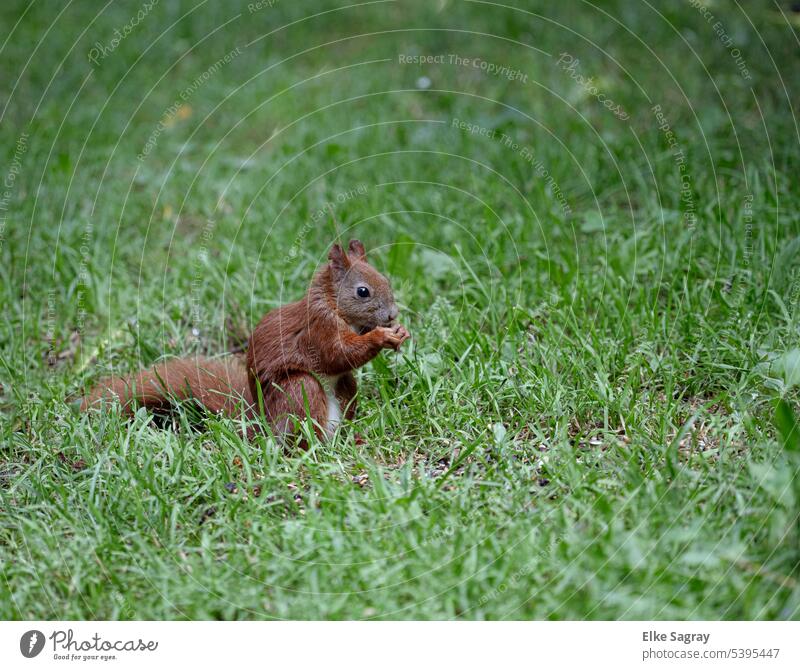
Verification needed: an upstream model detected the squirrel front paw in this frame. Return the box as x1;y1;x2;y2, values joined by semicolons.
375;324;411;350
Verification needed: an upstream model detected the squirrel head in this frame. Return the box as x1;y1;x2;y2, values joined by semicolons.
327;239;400;334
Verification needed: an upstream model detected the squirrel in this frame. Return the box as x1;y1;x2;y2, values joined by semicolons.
79;239;410;440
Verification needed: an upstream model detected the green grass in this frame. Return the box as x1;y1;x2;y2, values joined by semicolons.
1;0;800;619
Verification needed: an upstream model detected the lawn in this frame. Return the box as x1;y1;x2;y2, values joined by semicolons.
1;0;799;620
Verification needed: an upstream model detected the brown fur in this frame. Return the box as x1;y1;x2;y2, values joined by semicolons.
79;239;409;441
79;356;251;415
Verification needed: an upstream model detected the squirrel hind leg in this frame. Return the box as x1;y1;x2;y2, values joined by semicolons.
265;373;331;443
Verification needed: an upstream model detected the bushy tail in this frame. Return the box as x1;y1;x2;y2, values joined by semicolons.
80;356;253;416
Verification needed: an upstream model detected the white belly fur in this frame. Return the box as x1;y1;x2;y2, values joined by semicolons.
320;375;342;434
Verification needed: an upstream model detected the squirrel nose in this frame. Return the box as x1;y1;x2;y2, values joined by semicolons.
389;304;399;321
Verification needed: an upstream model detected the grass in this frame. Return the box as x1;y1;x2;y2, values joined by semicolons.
1;0;800;619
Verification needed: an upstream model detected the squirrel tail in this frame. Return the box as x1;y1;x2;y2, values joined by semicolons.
79;356;254;417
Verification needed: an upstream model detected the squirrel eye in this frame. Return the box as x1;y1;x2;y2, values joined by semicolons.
356;286;370;298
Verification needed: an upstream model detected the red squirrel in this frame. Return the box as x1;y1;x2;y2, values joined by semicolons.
80;239;410;439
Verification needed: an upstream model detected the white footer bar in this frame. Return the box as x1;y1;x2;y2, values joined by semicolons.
1;621;797;669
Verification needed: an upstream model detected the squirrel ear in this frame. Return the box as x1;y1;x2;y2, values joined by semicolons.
329;243;350;273
348;239;366;260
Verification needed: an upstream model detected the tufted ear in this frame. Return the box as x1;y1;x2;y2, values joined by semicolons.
348;239;366;260
329;243;351;274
